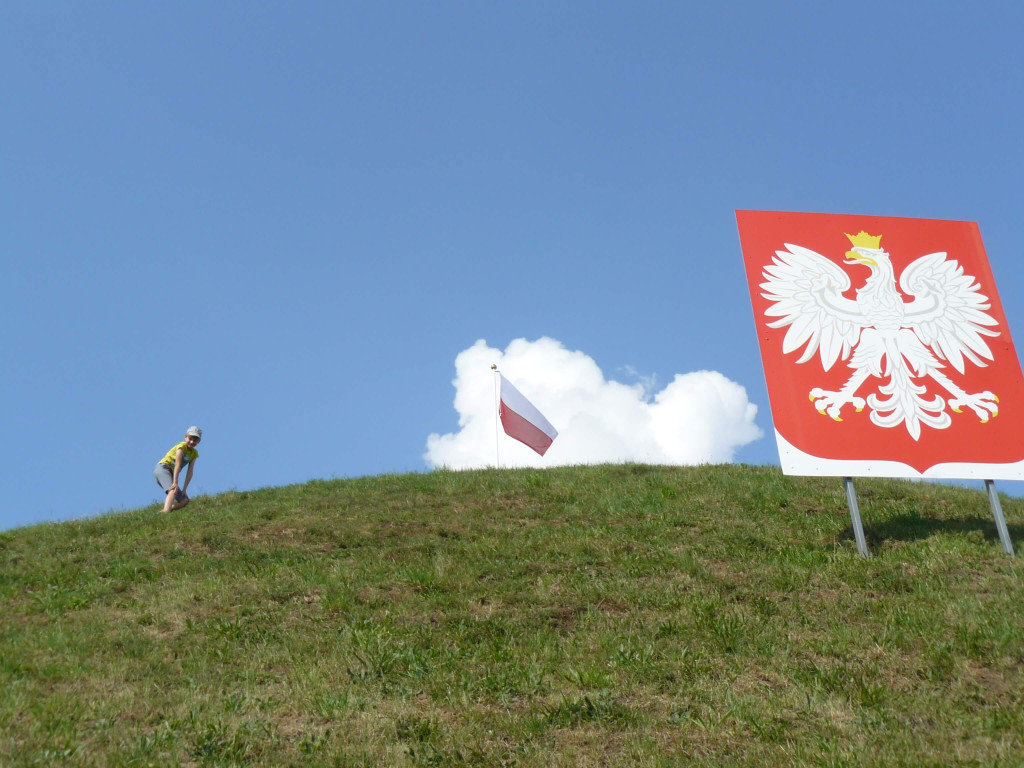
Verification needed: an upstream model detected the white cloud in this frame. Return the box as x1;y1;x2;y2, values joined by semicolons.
425;337;763;469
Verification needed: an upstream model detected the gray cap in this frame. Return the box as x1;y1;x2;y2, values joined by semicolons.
186;426;203;438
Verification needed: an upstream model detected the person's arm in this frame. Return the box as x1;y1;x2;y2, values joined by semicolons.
182;460;196;495
170;448;185;492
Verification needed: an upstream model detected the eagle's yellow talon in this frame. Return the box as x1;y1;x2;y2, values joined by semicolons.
833;416;843;422
952;407;962;413
809;394;816;402
995;395;1001;403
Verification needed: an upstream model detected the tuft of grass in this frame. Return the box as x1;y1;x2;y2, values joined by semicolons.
2;464;1024;766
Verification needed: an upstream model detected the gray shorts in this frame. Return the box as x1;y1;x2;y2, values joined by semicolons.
154;463;186;501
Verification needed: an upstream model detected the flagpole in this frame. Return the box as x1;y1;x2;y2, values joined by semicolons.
491;364;501;468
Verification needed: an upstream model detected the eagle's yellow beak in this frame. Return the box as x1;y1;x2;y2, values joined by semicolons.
845;249;877;267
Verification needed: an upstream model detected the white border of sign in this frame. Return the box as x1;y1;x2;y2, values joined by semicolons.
775;430;1024;481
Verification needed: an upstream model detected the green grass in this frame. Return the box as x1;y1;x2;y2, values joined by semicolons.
2;464;1024;766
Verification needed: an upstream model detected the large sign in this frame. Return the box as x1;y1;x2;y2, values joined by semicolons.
737;210;1024;479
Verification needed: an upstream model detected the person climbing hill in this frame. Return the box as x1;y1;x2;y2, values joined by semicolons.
154;426;202;512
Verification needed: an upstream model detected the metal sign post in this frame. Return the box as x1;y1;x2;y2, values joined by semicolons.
985;480;1015;555
844;477;870;558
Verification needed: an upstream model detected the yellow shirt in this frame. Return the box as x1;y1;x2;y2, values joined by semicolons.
160;441;199;467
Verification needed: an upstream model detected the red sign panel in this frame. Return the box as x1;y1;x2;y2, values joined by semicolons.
737;210;1024;479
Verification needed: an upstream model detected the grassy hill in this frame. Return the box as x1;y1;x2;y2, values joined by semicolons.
2;464;1024;767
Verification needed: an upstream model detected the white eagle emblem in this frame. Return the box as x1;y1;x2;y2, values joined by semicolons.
761;231;1001;440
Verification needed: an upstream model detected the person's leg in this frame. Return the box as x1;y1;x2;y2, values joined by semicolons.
154;464;177;512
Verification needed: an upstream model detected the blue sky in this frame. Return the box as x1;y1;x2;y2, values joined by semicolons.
4;2;1024;532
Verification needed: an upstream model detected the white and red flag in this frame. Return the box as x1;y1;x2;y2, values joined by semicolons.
499;374;558;456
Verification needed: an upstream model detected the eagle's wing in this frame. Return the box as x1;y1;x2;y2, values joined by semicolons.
760;244;864;371
900;252;1000;374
